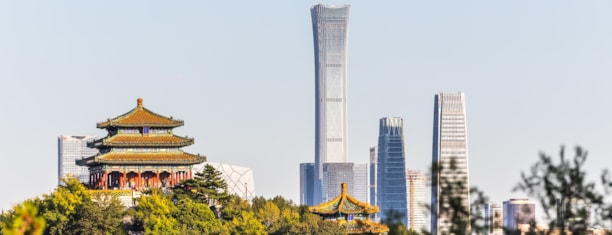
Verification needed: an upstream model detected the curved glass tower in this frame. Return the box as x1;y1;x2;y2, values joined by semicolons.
431;92;471;235
377;117;408;224
311;4;350;205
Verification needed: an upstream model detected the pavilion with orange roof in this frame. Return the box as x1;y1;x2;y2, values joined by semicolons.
77;98;206;190
310;182;389;234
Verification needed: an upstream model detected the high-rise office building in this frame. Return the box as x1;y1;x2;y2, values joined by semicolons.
353;163;369;203
311;3;350;205
299;163;315;205
322;162;354;202
484;202;503;235
503;199;536;230
431;92;470;235
407;169;427;232
369;146;378;208
376;117;408;224
58;135;98;185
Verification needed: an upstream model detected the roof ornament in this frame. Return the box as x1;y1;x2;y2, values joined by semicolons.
341;182;347;195
137;98;143;108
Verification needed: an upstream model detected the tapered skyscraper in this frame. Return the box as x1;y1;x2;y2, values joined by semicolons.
377;117;408;224
431;92;471;235
311;4;350;205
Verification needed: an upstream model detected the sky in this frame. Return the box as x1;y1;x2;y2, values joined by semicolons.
1;0;612;220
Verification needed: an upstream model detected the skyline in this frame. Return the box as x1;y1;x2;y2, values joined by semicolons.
1;0;612;217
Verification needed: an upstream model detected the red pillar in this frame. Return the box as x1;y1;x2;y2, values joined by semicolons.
137;172;141;190
156;172;160;188
189;169;193;179
103;171;108;190
171;171;175;187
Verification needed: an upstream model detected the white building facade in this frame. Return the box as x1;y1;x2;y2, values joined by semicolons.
311;3;350;205
58;135;98;185
431;92;471;235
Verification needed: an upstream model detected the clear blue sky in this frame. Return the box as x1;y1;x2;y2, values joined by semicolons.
1;0;611;219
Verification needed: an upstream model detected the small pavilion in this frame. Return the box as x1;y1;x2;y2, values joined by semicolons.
310;183;389;234
77;98;206;190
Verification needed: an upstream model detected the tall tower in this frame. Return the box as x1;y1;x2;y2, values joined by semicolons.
58;135;98;185
311;4;350;205
431;92;471;235
407;169;427;232
369;146;378;209
376;117;408;224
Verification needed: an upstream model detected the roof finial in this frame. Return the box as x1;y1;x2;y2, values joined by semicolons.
137;98;143;108
341;182;347;195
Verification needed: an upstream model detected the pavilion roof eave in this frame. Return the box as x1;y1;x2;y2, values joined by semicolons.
95;99;184;128
76;152;206;167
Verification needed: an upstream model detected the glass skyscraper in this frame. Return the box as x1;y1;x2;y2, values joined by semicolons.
311;4;350;205
322;162;354;202
299;163;315;205
58;135;98;185
376;117;408;224
431;92;470;235
369;146;378;208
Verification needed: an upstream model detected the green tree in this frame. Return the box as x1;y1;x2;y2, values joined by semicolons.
65;192;126;235
221;195;251;221
1;200;46;235
256;201;280;233
131;191;179;234
228;211;266;235
39;177;91;235
174;198;222;235
174;165;230;207
515;146;612;234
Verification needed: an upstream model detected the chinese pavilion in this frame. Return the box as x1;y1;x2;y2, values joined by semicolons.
310;183;389;234
77;98;206;190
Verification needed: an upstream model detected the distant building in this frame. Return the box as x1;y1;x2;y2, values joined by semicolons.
300;163;315;205
58;135;98;184
311;3;351;205
407;169;427;232
484;202;503;235
353;163;369;203
193;162;255;201
369;146;378;209
376;117;408;224
503;198;536;230
322;162;354;202
431;92;471;235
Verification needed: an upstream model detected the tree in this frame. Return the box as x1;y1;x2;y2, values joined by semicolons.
228;211;266;235
256;201;280;233
130;191;179;234
39;177;91;235
1;200;46;235
515;145;612;234
173;198;222;235
65;192;126;235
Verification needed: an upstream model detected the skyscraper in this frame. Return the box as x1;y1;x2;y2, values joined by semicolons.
369;146;378;208
299;163;315;205
58;135;98;185
376;117;408;224
407;169;427;232
431;92;470;235
322;162;354;202
353;163;369;203
311;4;350;205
